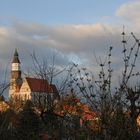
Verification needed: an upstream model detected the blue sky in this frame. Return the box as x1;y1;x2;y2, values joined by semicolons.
0;0;129;25
0;0;140;91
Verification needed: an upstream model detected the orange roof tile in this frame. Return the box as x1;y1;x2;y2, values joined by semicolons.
82;112;97;120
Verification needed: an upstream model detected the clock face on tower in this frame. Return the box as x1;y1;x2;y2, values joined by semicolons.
12;63;20;71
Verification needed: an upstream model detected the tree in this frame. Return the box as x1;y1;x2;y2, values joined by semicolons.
0;108;17;140
0;67;9;98
67;30;140;140
15;100;41;140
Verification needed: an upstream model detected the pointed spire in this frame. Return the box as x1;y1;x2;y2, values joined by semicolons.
12;48;20;63
14;48;18;56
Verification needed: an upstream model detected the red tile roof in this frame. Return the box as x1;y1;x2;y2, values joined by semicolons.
82;112;97;121
26;77;55;93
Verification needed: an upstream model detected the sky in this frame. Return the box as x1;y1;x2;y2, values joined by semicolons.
0;0;140;90
0;0;128;25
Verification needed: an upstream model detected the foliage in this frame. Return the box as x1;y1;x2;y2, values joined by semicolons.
15;100;41;140
63;30;140;139
0;108;17;140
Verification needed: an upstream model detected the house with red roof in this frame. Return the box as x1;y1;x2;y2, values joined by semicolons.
58;94;99;131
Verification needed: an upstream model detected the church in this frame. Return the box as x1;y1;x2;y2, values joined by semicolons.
9;49;59;103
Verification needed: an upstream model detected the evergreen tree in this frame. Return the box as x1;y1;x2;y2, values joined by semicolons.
0;108;16;140
16;100;41;140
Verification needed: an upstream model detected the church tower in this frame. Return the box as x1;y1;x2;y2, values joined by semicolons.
9;49;23;98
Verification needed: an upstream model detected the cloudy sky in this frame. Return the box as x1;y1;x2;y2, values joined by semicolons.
0;0;140;86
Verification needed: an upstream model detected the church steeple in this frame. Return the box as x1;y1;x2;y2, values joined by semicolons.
11;49;21;72
12;48;20;63
9;49;22;96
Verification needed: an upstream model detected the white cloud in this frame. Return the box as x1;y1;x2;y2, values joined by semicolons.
116;0;140;27
1;0;140;88
0;22;138;68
